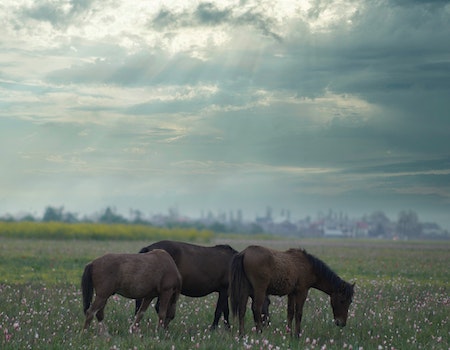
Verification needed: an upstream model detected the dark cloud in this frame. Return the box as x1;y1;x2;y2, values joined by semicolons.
281;1;450;99
150;2;282;41
195;2;232;25
20;0;95;28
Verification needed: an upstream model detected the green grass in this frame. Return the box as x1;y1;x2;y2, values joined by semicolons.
0;237;448;349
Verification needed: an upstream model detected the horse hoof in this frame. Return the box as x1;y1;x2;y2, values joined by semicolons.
129;324;141;335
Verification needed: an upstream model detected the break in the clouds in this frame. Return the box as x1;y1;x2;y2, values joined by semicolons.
1;0;450;228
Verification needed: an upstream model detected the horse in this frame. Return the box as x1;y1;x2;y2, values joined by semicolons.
135;240;270;330
230;245;354;337
82;249;181;335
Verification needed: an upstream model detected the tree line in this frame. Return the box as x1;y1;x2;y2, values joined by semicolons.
1;206;448;240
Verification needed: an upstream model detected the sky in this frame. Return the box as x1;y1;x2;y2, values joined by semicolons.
1;0;450;228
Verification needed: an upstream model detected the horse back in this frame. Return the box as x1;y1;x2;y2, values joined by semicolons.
140;240;236;265
139;240;235;296
91;251;180;298
242;245;312;296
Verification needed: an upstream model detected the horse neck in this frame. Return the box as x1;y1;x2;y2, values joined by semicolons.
308;258;342;296
313;275;338;296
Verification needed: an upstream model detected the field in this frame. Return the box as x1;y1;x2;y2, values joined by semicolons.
0;236;449;349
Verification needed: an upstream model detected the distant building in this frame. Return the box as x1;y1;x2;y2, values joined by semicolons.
323;226;345;237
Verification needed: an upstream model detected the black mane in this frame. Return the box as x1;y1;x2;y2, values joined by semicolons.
304;250;353;298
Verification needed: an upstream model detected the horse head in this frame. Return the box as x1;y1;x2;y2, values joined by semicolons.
330;281;355;327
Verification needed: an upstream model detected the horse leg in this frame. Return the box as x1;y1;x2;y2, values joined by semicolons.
135;298;143;315
83;296;109;335
210;292;221;330
251;291;266;333
131;297;152;333
262;295;271;327
221;290;231;329
95;307;109;337
154;297;160;314
156;290;173;329
211;290;229;330
165;292;178;328
238;289;249;336
287;294;295;333
293;291;308;338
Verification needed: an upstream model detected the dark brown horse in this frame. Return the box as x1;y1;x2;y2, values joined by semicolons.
136;240;270;329
82;249;181;335
230;245;354;337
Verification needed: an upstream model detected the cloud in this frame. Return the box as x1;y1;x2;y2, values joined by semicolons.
16;0;95;34
150;2;283;41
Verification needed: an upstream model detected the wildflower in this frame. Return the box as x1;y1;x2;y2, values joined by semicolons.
4;328;12;342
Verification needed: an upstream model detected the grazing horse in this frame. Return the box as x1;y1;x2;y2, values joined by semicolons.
230;245;354;337
82;249;181;334
136;240;270;329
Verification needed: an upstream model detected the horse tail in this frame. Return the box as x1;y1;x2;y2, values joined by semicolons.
81;263;94;315
229;252;250;317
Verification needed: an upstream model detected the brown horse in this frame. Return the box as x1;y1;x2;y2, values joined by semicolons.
136;240;270;329
82;249;181;335
230;245;354;337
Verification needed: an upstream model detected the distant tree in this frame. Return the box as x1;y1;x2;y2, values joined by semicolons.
42;206;78;223
249;223;264;235
130;209;147;225
369;211;391;237
1;214;16;222
42;206;64;222
397;210;422;238
63;211;78;223
209;222;228;233
21;214;37;222
99;207;128;224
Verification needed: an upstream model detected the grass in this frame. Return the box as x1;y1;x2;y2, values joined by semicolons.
0;237;449;349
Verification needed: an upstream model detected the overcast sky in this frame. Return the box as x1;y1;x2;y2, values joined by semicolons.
1;0;450;228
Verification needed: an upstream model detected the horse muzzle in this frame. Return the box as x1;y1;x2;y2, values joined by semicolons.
334;319;346;327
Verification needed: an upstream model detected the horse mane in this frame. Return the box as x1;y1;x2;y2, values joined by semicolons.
303;249;353;298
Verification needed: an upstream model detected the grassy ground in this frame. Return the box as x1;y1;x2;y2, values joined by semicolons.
0;237;448;349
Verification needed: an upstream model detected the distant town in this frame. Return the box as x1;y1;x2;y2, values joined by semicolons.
2;205;448;241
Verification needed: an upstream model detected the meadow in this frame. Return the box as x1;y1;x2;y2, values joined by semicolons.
0;232;448;349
